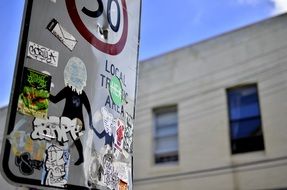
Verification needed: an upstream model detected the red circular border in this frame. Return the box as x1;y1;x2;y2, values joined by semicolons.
66;0;128;55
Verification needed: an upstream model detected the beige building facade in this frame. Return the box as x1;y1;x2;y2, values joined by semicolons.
134;13;287;189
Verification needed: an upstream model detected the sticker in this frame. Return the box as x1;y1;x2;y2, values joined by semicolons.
118;180;128;190
9;131;46;160
49;57;92;166
102;153;119;190
114;119;125;152
94;107;115;149
31;116;83;143
114;162;129;183
8;119;47;160
123;115;133;154
47;19;77;51
109;76;123;106
88;153;102;187
15;152;43;176
42;145;70;188
27;41;59;67
17;67;51;118
64;57;87;95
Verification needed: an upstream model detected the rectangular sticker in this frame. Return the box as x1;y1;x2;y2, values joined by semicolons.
47;19;77;51
27;41;59;67
17;67;51;118
41;144;70;188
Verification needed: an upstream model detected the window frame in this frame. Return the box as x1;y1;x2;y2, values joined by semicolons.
226;84;265;154
153;105;179;165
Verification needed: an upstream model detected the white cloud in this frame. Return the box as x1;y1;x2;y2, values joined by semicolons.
271;0;287;14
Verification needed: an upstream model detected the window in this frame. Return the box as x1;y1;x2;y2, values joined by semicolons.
153;106;178;164
227;84;265;154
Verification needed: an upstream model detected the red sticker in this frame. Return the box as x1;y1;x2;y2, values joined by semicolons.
66;0;128;55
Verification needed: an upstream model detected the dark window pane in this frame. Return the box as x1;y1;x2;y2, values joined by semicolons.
231;136;265;154
227;85;264;154
231;117;261;139
155;152;178;164
230;103;260;120
228;86;260;120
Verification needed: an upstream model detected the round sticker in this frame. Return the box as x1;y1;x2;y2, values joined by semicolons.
109;76;123;106
65;0;128;55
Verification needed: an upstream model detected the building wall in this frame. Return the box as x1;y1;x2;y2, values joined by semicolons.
134;13;287;190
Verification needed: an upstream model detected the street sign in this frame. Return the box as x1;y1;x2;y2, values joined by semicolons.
0;0;141;189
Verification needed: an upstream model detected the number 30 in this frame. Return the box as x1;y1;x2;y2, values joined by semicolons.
82;0;120;32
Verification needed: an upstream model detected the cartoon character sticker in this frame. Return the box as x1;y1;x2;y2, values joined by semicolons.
42;145;70;187
93;107;115;150
49;57;93;165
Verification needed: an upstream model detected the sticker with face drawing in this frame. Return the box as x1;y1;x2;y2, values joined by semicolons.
93;107;115;150
42;144;70;188
101;107;115;136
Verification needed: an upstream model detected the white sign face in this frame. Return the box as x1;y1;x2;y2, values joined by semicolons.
0;0;141;189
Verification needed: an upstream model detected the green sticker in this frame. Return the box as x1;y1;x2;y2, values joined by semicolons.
109;76;123;106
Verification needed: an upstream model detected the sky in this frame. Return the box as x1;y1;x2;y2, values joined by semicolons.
0;0;287;107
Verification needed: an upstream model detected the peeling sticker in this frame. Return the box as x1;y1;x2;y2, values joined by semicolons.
27;41;59;67
42;144;70;188
31;116;83;142
17;67;51;118
64;57;87;95
88;152;102;187
47;19;77;51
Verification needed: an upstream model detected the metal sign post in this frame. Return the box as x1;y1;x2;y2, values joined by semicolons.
0;0;141;189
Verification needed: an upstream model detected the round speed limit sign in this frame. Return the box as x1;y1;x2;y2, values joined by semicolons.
66;0;128;55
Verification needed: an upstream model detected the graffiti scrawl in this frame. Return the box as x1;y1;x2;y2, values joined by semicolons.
15;152;43;175
27;41;59;67
31;116;83;142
